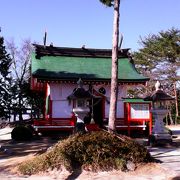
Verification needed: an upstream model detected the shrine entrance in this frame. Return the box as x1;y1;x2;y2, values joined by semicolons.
93;98;103;127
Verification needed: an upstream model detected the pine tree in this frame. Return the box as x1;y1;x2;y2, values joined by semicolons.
0;35;12;120
100;0;120;132
133;28;180;123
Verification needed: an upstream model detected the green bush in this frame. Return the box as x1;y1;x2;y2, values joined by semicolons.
11;125;33;141
18;131;153;175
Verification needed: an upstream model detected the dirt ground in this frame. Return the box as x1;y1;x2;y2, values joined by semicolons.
0;155;177;180
0;127;180;180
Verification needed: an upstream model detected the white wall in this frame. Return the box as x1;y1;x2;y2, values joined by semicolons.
50;83;127;119
50;83;76;118
117;85;127;118
50;84;62;100
52;100;72;118
105;100;124;118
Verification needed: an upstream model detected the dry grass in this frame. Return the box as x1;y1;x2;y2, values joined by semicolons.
18;131;154;175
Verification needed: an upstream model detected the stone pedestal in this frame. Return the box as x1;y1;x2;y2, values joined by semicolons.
73;107;90;133
150;108;172;145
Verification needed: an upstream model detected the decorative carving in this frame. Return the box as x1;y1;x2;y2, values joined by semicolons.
98;87;106;95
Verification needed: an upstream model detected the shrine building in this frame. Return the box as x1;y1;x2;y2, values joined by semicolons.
31;44;152;135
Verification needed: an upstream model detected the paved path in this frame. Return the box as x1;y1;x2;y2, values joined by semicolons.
0;126;13;140
148;125;180;177
149;146;180;173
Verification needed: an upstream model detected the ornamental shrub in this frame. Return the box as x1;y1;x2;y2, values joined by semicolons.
11;125;33;141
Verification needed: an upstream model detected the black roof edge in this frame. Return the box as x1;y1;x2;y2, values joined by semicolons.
33;76;149;83
32;44;131;59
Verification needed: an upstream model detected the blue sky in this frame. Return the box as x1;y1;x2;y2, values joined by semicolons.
0;0;179;51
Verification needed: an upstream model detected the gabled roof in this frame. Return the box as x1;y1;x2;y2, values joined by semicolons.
31;44;149;84
34;44;130;58
144;90;174;102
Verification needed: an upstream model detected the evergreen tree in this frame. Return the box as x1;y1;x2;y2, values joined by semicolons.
133;28;180;123
0;35;12;120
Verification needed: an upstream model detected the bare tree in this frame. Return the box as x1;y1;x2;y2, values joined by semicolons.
6;39;33;121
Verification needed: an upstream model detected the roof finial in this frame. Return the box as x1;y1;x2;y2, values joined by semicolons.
155;81;161;91
119;33;123;49
43;30;47;48
82;45;86;49
77;78;83;88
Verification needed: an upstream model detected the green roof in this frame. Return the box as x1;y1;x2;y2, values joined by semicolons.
123;98;152;103
31;53;149;82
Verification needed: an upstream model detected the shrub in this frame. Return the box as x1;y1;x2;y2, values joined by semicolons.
11;125;33;141
18;131;153;175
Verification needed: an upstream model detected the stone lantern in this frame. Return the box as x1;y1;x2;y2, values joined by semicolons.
67;79;93;133
144;81;174;145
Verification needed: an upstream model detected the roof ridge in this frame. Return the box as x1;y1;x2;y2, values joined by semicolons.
33;44;130;59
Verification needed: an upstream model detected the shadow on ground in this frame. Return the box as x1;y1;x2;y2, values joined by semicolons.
0;134;65;160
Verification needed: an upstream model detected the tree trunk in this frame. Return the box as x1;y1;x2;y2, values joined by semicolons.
18;91;23;122
174;82;179;124
108;0;120;132
165;114;168;125
168;107;174;125
19;110;23;122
